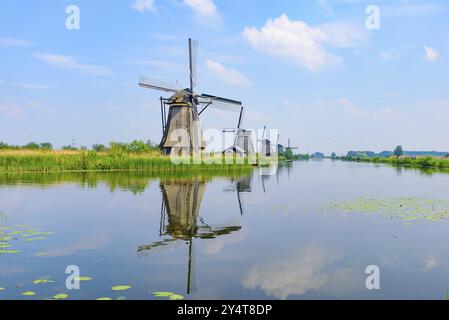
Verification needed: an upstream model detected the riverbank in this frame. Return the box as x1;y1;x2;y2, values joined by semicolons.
341;156;449;169
0;150;254;173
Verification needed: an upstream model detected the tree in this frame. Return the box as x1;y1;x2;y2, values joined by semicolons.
39;143;53;150
331;152;337;159
92;144;107;152
393;145;404;157
283;148;294;160
24;142;40;150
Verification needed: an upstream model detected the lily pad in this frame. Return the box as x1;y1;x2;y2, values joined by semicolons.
111;285;131;291
169;294;184;300
327;197;449;224
24;237;46;242
3;250;20;254
153;291;174;297
75;277;93;281
35;252;48;257
116;296;127;300
53;293;69;300
33;279;53;285
21;291;36;296
0;287;5;291
96;297;113;300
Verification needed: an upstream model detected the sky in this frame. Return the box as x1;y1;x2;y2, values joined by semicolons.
0;0;448;155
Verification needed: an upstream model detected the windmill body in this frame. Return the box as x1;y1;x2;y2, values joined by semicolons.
159;91;206;155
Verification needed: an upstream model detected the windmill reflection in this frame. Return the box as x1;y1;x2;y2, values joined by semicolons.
138;178;245;294
224;174;253;215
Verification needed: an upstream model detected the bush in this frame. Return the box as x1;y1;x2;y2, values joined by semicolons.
92;144;107;152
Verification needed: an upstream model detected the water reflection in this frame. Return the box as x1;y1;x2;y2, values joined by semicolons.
138;178;243;294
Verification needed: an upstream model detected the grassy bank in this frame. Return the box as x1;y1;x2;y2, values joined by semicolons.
0;150;254;173
342;156;449;169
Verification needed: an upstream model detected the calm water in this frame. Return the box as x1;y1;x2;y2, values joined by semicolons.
1;160;449;300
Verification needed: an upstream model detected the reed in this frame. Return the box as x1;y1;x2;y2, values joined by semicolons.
0;150;254;173
343;156;449;169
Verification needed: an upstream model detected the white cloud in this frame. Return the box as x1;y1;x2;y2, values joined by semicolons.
242;14;342;71
319;20;367;48
0;103;26;119
184;0;222;25
242;244;363;299
131;0;156;13
0;37;31;47
205;59;252;87
424;46;439;62
339;98;400;120
421;256;439;272
34;53;111;76
15;83;52;89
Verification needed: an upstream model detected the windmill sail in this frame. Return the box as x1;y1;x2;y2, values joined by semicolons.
139;75;179;93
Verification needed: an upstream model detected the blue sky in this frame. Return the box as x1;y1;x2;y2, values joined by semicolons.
1;0;448;154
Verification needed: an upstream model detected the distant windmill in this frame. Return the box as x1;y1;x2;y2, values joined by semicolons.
260;126;272;156
287;139;298;151
223;107;255;156
139;38;243;155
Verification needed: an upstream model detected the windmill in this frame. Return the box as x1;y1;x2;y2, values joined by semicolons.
223;107;255;156
139;38;244;155
287;139;298;151
260;126;272;156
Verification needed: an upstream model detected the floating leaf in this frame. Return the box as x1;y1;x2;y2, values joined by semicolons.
3;250;20;254
0;287;5;291
111;285;131;291
75;277;93;281
0;237;12;241
96;297;112;300
35;252;48;257
8;231;22;235
33;279;53;285
24;237;46;242
153;291;174;297
21;291;36;296
0;244;11;248
169;294;184;300
53;293;69;300
116;296;127;300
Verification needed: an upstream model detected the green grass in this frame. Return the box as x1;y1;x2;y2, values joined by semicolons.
0;150;254;174
342;156;449;170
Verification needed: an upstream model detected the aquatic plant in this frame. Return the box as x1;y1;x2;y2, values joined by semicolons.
327;197;449;223
153;291;184;300
111;285;131;291
53;293;69;300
